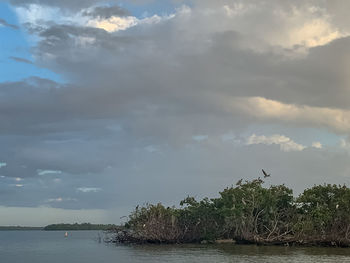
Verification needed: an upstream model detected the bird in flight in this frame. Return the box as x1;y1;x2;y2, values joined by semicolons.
262;169;270;178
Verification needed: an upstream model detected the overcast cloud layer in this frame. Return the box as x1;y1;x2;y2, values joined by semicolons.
1;0;350;225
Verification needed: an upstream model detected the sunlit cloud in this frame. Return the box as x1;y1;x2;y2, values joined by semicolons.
46;197;77;203
87;16;138;32
312;141;323;149
232;97;350;134
247;134;306;152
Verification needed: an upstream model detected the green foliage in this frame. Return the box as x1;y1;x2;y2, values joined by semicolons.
296;184;350;240
213;178;295;242
117;177;350;246
126;203;182;243
179;197;224;242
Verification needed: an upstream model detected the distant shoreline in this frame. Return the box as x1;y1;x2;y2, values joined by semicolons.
43;223;116;231
0;226;43;231
0;223;116;231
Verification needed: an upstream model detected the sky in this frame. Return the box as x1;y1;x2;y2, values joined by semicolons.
1;0;350;226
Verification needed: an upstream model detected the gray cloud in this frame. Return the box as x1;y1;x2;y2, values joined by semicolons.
9;56;33;64
83;5;130;19
9;0;117;11
2;0;350;220
9;0;181;11
0;18;19;29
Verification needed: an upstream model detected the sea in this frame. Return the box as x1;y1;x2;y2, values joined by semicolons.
1;230;350;263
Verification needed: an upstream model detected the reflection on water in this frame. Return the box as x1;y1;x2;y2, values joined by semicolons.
125;243;350;263
1;231;350;263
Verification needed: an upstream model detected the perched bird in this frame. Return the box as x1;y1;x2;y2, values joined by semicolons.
336;204;339;209
262;169;271;178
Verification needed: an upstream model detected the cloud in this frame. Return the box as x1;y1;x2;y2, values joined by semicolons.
14;3;173;34
37;170;62;176
232;97;350;134
312;141;323;149
9;0;115;11
192;135;209;142
77;187;102;193
144;145;159;153
9;56;34;64
0;18;19;29
247;134;306;152
87;16;138;32
13;184;23;187
83;5;130;19
46;197;77;203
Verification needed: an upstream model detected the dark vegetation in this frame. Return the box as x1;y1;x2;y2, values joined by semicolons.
111;176;350;247
44;223;117;231
0;226;43;231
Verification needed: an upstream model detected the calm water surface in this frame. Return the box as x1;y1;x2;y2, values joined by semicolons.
1;231;350;263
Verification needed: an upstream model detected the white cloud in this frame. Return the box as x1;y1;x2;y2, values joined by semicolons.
247;134;306;152
340;138;350;150
15;4;175;34
287;18;344;48
312;141;323;149
15;4;61;25
47;197;63;202
87;16;138;32
46;197;77;203
37;170;62;176
77;187;102;193
232;97;350;134
86;12;175;32
207;1;348;51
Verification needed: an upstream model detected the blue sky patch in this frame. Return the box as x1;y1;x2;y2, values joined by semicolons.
0;2;62;83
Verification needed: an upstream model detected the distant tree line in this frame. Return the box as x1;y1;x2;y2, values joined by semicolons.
44;223;117;231
112;177;350;247
0;226;43;231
